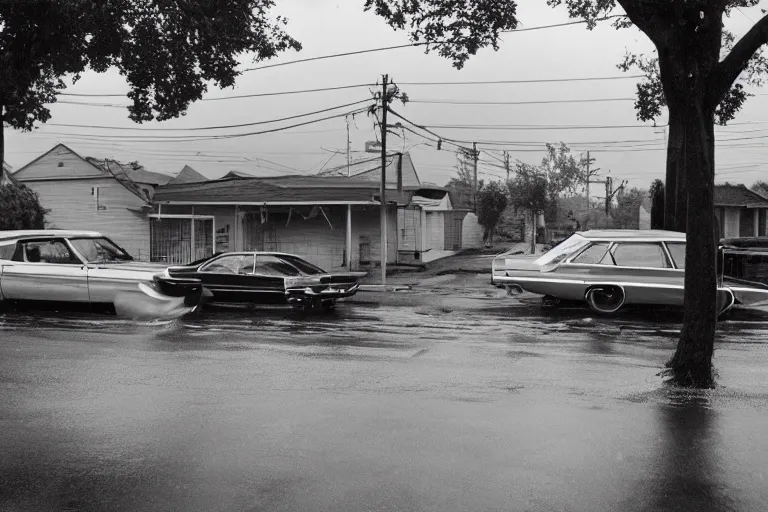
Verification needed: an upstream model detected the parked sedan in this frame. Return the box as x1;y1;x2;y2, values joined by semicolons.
167;252;367;311
491;229;768;315
0;230;203;313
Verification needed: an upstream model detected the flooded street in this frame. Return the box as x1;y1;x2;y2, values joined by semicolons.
2;292;768;512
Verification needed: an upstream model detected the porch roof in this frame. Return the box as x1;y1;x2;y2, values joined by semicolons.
715;184;768;208
153;175;383;204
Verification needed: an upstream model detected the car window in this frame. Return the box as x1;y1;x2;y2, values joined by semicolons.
572;242;614;265
69;237;133;263
666;242;685;269
611;243;671;268
534;233;589;266
201;254;255;274
23;240;81;264
0;242;15;261
277;255;325;274
254;255;301;277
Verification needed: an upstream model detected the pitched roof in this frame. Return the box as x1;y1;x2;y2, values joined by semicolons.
714;184;768;208
85;158;173;186
168;165;207;185
153;175;382;204
317;152;421;189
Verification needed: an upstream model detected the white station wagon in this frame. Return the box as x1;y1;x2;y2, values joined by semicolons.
492;229;768;315
0;230;203;313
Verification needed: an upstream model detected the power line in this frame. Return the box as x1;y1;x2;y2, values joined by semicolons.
409;97;635;105
45;99;372;132
32;106;370;143
421;123;662;131
241;17;624;72
59;83;375;100
398;75;643;85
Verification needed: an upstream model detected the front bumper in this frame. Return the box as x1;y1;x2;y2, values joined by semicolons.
285;283;360;304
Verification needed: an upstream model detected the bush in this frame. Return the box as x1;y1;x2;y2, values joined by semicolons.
0;184;48;230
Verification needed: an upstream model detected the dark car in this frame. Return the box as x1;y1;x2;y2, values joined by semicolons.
167;252;367;311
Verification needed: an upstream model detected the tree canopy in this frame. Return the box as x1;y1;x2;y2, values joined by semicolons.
0;183;47;230
476;181;508;245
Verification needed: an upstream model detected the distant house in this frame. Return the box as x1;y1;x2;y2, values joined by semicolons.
151;174;396;270
318;152;468;262
10;144;173;260
167;165;207;186
715;184;768;238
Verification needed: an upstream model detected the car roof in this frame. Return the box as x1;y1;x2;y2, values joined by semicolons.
577;229;686;242
208;251;314;259
0;229;103;243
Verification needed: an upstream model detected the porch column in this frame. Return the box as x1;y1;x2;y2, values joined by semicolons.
190;205;196;261
755;209;759;238
234;205;240;251
346;204;352;270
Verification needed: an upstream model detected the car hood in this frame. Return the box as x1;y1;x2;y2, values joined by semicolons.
492;253;541;272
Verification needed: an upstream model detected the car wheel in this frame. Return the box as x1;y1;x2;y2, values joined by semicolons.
585;285;625;315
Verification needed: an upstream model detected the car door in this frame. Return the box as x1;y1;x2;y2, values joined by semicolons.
250;255;299;304
0;238;90;303
194;253;258;303
607;242;682;305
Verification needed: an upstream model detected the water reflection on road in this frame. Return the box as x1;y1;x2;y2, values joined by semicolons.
2;294;768;511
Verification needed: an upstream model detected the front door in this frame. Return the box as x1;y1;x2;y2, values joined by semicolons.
0;239;89;303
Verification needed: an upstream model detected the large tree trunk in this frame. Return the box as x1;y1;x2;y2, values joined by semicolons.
664;110;681;231
0;102;4;184
666;100;717;387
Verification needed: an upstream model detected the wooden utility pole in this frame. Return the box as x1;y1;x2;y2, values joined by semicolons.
583;150;601;209
380;74;389;285
346;115;352;271
503;150;510;181
472;142;478;211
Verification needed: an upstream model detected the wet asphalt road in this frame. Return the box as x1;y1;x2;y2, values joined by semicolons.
2;291;768;512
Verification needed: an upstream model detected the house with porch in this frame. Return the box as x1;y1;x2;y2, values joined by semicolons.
715;184;768;238
150;174;398;271
318;152;469;262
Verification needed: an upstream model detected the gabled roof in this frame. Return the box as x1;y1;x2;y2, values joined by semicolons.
86;158;172;186
168;165;207;185
153;175;383;204
714;184;768;208
317;152;421;189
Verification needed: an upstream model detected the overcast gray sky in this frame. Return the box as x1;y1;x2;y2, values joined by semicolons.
6;1;768;192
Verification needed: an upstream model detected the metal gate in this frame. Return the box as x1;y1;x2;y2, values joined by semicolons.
150;216;215;264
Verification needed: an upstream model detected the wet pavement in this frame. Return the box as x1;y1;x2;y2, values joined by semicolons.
2;290;768;512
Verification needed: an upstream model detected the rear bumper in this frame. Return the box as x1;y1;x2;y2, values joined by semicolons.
152;276;205;307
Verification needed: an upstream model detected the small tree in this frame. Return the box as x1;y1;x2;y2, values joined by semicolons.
540;143;582;223
752;181;768;198
649;179;665;230
0;184;48;230
445;149;482;209
613;187;647;229
507;163;548;254
476;181;508;246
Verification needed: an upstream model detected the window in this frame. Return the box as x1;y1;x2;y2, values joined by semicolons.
23;240;80;264
611;243;671;268
69;237;133;263
277;255;326;275
534;234;589;266
0;243;15;261
253;255;301;277
201;254;255;274
572;243;614;265
666;242;686;269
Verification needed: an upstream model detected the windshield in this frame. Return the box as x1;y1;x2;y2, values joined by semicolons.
69;237;133;263
534;233;589;266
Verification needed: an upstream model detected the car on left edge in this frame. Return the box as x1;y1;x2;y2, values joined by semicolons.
0;230;204;314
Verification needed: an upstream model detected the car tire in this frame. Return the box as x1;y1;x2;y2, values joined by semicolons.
585;285;626;315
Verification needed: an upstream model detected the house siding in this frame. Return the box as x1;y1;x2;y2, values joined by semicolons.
13;145;105;181
723;208;740;238
159;204;397;271
21;178;151;260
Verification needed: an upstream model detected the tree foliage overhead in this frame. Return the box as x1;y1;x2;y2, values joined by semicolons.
0;0;300;129
0;183;48;230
